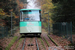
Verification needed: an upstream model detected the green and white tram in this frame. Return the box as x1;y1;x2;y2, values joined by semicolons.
20;9;42;35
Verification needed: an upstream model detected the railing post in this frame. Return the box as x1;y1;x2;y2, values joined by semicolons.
70;22;72;43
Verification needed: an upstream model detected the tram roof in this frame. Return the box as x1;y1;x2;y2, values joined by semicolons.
20;9;41;11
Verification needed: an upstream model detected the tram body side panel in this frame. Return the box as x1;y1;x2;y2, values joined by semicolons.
20;21;42;33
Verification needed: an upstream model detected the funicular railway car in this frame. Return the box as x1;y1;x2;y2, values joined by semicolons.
20;9;42;36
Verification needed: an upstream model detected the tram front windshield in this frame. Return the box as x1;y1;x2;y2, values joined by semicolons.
20;10;40;21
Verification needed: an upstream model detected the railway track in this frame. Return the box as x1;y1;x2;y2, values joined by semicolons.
22;37;39;50
41;34;64;50
21;34;64;50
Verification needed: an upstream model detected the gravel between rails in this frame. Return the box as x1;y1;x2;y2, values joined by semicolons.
24;37;37;50
37;38;46;50
16;38;24;50
41;35;49;50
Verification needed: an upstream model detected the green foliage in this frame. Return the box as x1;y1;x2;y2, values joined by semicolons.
43;37;50;47
43;23;48;28
68;43;74;46
48;35;58;46
0;45;2;50
0;0;18;15
52;0;75;22
15;38;23;50
5;36;18;50
0;48;2;50
72;32;75;34
40;0;75;27
39;38;46;50
19;0;27;3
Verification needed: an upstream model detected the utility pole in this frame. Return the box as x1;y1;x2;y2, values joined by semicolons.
48;11;50;35
11;11;12;36
9;9;13;36
23;0;28;8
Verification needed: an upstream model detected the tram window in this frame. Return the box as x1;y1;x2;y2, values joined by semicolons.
22;10;40;21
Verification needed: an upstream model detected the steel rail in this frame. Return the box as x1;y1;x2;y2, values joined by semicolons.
35;37;39;50
22;36;39;50
22;37;26;50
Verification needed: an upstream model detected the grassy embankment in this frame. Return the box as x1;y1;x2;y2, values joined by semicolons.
5;36;18;50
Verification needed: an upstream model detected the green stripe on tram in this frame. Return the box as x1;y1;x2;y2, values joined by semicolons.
20;22;41;27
